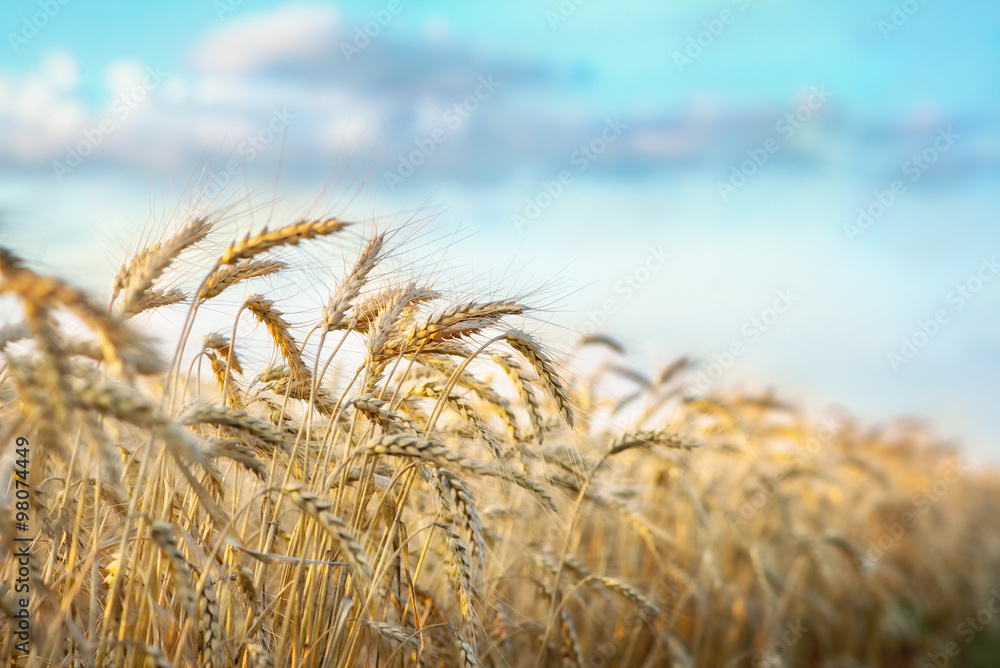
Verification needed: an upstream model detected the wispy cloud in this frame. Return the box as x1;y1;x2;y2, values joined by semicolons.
0;4;996;193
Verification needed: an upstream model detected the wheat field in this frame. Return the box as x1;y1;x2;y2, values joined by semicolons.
1;199;998;667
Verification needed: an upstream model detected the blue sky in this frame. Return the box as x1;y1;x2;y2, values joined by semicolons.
2;1;999;459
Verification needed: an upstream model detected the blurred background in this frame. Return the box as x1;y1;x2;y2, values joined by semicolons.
1;1;998;460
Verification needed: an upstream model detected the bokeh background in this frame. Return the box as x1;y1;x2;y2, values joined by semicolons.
2;1;998;459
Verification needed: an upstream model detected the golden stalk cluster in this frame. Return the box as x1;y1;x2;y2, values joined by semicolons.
0;209;998;667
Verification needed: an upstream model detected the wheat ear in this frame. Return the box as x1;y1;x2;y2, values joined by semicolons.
220;218;350;265
323;233;387;330
244;295;310;381
149;521;197;619
280;484;374;590
0;247;162;374
180;403;287;450
198;259;286;302
118;217;212;315
434;468;486;571
126;288;187;316
404;299;526;345
492;352;545;444
504;329;574;428
362;434;493;477
206;352;242;407
202;332;243;374
606;430;700;457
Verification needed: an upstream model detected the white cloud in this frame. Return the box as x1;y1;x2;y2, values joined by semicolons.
0;49;85;160
105;60;148;95
191;4;339;75
0;9;991;197
627;129;705;158
41;50;79;90
423;15;451;43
